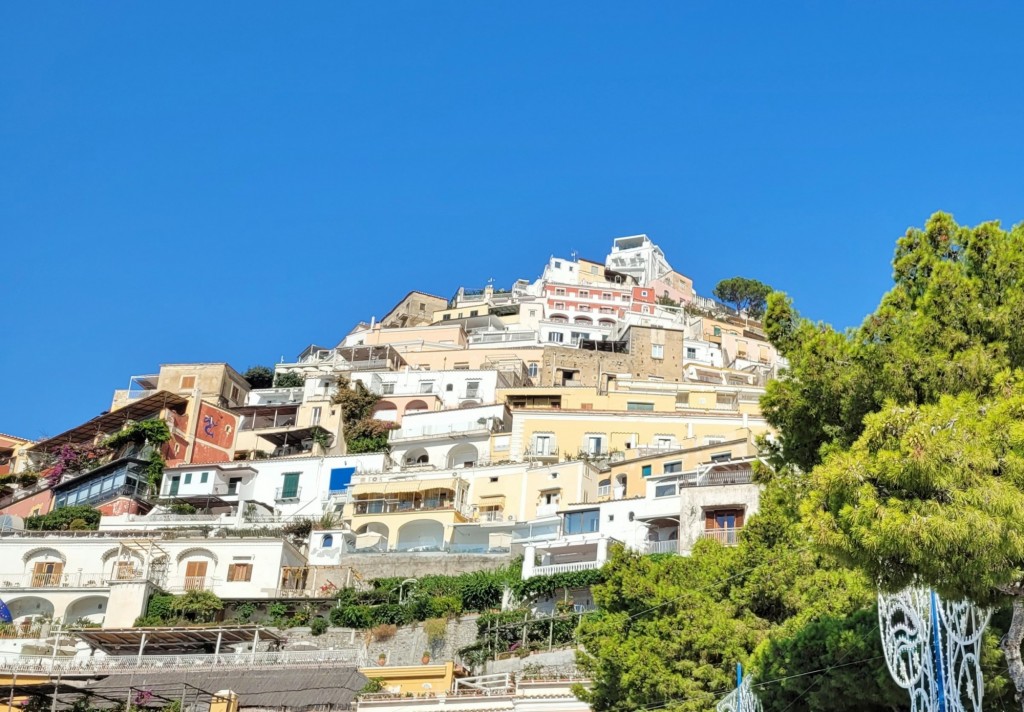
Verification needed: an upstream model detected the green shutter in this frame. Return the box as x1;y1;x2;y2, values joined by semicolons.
282;472;300;499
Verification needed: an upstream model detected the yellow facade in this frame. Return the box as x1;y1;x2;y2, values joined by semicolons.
359;662;458;695
513;408;768;463
595;435;761;500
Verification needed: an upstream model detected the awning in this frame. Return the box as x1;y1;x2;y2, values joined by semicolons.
71;625;282;655
478;494;506;506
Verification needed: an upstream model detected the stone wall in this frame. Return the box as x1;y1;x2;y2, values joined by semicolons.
281;616;480;668
308;553;514;590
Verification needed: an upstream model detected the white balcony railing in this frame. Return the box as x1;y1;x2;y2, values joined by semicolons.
532;560;601;577
0;649;363;674
700;527;742;546
535;503;559;518
0;570;161;589
645;539;679;555
390;422;493;442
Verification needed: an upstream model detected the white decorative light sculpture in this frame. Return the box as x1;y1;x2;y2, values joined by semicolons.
717;665;763;712
877;587;990;712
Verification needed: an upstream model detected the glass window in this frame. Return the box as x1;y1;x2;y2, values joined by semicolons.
200;472;209;483
184;473;192;485
528;363;539;378
686;347;697;358
627;402;654;411
548;332;564;343
281;472;300;499
651;344;664;359
564;509;600;535
641;465;652;477
655;483;677;497
663;462;682;474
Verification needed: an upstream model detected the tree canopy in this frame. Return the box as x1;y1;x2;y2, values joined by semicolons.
242;365;274;389
712;277;773;319
763;212;1024;705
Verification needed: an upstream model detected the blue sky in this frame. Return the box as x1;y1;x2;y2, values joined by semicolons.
2;3;1022;439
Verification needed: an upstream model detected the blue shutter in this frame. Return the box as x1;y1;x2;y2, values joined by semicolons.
329;467;356;493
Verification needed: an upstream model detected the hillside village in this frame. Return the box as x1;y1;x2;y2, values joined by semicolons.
0;234;784;712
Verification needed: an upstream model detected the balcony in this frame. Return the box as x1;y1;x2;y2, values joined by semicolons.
246;387;305;406
645;539;679;555
181;575;211;592
0;570;161;590
531;560;601;576
275;486;302;502
700;527;743;546
389;421;494;442
352;498;469;517
535;503;559;518
1;648;362;674
524;446;559;462
681;467;755;487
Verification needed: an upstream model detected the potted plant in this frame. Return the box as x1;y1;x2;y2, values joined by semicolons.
377;653;387;666
421;651;431;664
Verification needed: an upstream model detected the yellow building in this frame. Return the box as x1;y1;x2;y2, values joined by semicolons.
594;434;761;500
358;662;459;696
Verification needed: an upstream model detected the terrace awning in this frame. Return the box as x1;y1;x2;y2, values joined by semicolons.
71;625;282;655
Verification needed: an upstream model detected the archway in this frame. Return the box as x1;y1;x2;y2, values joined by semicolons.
372;400;399;422
446;443;478;468
354;522;389;552
6;596;54;623
574;316;593;325
403;447;429;465
404;400;430;416
64;595;108;626
396;520;445;552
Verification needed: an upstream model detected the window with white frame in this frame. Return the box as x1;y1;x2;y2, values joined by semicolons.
380;382;395;395
651;344;664;359
532;434;554;455
419;381;435;393
528;362;539;378
586;435;605;456
654;483;677;498
548;332;564;343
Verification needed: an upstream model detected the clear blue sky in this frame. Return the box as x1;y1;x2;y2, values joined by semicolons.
2;3;1022;440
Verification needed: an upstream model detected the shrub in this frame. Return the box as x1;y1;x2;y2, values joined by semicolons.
423;617;447;644
274;372;304;388
169;590;223;623
370;623;397;642
68;518;90;530
310;617;329;636
145;593;176;622
25;506;100;531
330;605;374;629
234;602;256;622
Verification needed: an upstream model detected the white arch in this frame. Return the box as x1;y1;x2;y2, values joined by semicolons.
22;547;65;564
396;520;446;552
175;547;218;565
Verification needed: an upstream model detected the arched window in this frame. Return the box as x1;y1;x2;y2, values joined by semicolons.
322;534;334;549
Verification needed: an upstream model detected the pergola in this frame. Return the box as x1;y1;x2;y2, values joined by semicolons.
71;624;283;657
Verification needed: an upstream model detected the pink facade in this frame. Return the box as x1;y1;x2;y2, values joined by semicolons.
1;488;54;518
543;283;630;321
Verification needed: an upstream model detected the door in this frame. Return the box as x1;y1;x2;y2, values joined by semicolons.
168;475;180;496
227;477;241;495
114;560;138;581
32;561;63;587
184;561;208;591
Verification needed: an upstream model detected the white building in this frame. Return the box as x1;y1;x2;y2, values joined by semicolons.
388;404;511;469
605;235;673;287
350;368;506;421
0;531;305;628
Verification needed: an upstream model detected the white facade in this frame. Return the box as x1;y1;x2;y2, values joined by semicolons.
605;234;672;286
351;369;504;415
389;404;509;468
538;320;613;347
0;532;304;627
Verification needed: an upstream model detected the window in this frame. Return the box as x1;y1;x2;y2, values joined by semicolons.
549;472;558;479
280;472;300;500
641;465;652;477
321;534;334;548
168;476;180;496
554;260;562;268
651;344;664;359
442;314;451;321
663;461;682;474
548;332;564;343
230;385;240;401
180;375;196;390
227;563;253;582
655;483;677;497
533;435;553;455
564;509;600;535
465;381;480;398
627;402;654;411
579;290;589;298
641;290;648;297
529;309;537;317
227;477;241;495
445;383;454;392
591;265;598;274
579;304;591;312
570;331;589;345
554;301;566;310
470;310;479;317
713;326;722;336
381;383;395;395
311;406;321;426
555;288;566;296
710;452;732;463
200;472;209;484
602;292;612;300
528;363;539;378
704;436;725;445
419;381;435;393
587;435;604;456
184;473;192;485
621;294;630;302
489;477;499;483
686;347;697;359
454;362;470;370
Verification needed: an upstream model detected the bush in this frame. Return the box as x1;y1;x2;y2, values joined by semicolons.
274;372;304;388
169;503;197;515
145;593;176;622
234;602;256;622
310;617;329;636
423;617;447;644
370;623;397;641
330;605;374;629
68;518;90;530
168;590;223;623
25;506;100;531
